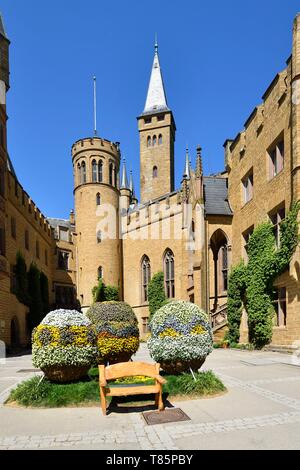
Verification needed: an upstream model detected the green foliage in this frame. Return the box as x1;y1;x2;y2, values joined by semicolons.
7;369;225;407
86;301;139;363
27;263;44;330
15;252;30;305
40;272;49;315
148;272;167;317
92;279;119;302
227;203;300;348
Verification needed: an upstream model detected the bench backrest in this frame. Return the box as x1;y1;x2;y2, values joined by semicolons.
102;362;160;381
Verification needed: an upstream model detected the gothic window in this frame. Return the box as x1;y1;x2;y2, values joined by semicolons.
97;230;102;244
164;249;175;298
98;161;103;182
153;166;158;178
98;266;103;279
92;160;97;182
147;136;151;147
158;134;163;145
141;255;151;303
77;163;81;185
268;139;284;180
58;250;69;270
221;244;228;292
109;163;113;185
81;162;86;184
96;193;101;206
153;135;157;146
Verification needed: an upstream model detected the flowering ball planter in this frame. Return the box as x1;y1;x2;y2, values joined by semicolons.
147;300;213;374
32;309;97;383
86;301;140;365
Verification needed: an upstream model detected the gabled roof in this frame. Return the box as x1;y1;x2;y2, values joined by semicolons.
142;43;170;115
204;176;233;216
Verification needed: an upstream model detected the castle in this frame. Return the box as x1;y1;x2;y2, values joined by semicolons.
1;13;300;351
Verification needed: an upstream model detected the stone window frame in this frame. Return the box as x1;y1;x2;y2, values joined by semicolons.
57;249;70;271
141;255;151;304
241;169;254;205
267;135;284;181
153;166;158;178
273;286;287;327
269;203;285;249
163;249;175;299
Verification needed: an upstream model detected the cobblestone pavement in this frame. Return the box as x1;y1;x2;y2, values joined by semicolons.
1;346;300;450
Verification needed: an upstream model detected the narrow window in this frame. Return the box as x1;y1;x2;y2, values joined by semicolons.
81;162;86;184
58;250;69;270
97;230;102;244
273;287;287;327
242;171;253;204
147;136;151;147
270;205;285;248
142;317;150;334
98;161;103;182
11;217;16;240
153;135;157;146
92;160;97;182
98;266;103;279
164;250;175;298
109;163;113;185
141;255;151;303
268;139;284;180
158;134;163;145
25;230;29;250
96;193;101;206
221;244;228;292
153;166;158;178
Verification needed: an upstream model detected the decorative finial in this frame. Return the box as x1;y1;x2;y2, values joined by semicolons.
196;145;203;178
155;33;158;53
184;147;191;180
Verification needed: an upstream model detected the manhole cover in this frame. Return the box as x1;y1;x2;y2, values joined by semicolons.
142;408;191;426
17;369;40;373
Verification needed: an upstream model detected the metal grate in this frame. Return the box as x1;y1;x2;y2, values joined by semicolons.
142;408;191;426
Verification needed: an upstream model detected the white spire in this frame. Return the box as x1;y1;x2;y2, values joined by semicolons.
121;159;129;189
143;40;169;114
183;148;191;180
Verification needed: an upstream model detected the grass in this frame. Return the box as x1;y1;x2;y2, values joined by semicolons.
7;368;226;408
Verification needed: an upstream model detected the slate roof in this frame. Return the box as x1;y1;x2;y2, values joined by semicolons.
204;176;233;216
47;218;75;231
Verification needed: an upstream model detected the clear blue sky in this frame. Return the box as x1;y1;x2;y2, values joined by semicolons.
2;0;299;218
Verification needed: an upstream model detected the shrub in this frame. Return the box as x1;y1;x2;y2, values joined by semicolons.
15;252;30;305
148;272;167;318
147;300;213;373
92;279;119;302
27;263;44;330
32;309;97;382
86;301;139;364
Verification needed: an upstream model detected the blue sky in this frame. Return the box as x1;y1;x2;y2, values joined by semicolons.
2;0;299;218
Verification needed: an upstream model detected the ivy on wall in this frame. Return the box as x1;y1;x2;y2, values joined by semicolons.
92;279;119;303
227;203;300;348
148;272;167;318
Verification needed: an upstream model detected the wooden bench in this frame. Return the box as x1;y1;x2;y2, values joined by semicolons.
99;362;166;415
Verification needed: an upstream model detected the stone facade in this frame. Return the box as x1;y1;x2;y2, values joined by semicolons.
1;14;300;349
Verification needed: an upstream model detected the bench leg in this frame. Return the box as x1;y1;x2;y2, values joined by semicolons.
156;387;164;411
100;386;107;416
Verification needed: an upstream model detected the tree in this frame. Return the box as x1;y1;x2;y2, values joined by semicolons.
40;272;50;315
27;263;44;330
148;272;167;318
15;252;30;305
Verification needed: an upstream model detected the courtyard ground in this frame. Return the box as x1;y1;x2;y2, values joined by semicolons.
0;344;300;450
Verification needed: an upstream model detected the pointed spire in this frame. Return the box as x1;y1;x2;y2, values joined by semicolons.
183;147;191;180
143;39;169;114
0;13;8;40
121;159;129;189
195;145;203;178
129;170;135;196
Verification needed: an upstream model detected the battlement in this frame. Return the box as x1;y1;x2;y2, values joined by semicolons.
72;137;120;159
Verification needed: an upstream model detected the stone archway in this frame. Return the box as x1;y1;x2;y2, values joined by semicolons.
210;229;231;312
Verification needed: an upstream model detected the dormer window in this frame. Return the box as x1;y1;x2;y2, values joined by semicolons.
144;117;151;124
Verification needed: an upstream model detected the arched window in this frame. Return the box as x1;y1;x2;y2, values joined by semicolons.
158;134;163;145
96;193;101;206
141;256;151;303
114;166;117;187
147;136;151;147
164;250;175;298
92;160;97;182
98;161;103;182
96;230;102;244
81;162;86;184
153;166;158;178
98;266;103;279
77;163;81;185
109;163;113;185
221;243;228;292
153;135;157;146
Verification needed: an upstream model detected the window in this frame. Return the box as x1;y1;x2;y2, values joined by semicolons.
36;240;40;259
55;285;75;309
92;160;97;182
0;165;4;197
144;117;152;124
80;162;86;184
109;163;113;186
114;166;117;187
153;135;157;146
10;264;17;294
97;230;102;243
164;250;175;298
45;249;48;266
0;224;5;256
98;266;103;279
157;114;164;121
142;317;150;334
11;217;16;239
221;244;228;291
268;139;284;179
270;205;285;248
25;230;29;250
153;166;158;178
158;134;163;145
96;193;101;206
22;191;25;206
147;136;151;147
59;227;69;242
141;255;151;303
58;250;69;270
242;226;254;261
98;161;103;183
273;287;287;327
242;171;253;204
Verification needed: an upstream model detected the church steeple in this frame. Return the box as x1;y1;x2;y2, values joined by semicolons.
143;41;169;115
120;159;129;189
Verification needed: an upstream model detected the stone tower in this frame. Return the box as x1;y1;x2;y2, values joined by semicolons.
292;13;300;203
72;137;122;310
138;42;176;203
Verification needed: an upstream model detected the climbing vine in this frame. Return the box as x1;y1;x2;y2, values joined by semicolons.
227;203;300;348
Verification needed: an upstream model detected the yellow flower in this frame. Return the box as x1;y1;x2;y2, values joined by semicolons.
191;325;205;335
159;328;181;338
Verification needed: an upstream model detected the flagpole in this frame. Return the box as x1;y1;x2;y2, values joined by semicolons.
93;76;97;136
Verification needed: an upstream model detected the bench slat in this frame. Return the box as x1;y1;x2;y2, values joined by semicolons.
106;385;160;397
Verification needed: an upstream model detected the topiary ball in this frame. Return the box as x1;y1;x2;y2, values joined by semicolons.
32;309;97;382
86;301;140;364
147;300;213;374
